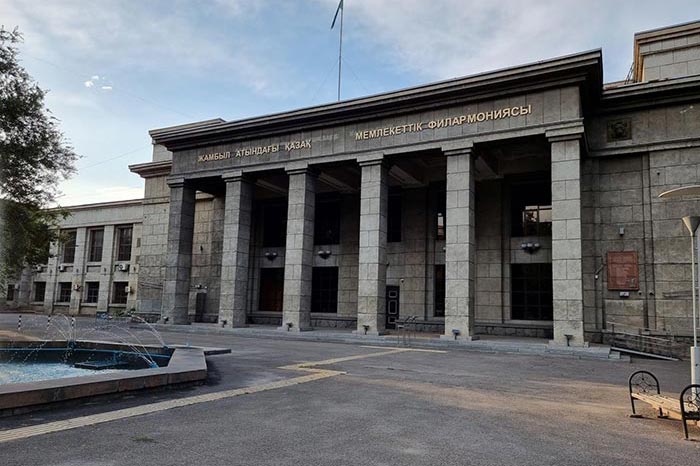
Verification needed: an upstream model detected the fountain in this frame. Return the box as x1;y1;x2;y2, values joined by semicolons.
0;313;208;416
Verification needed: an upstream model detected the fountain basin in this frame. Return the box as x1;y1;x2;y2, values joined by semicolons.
0;340;207;416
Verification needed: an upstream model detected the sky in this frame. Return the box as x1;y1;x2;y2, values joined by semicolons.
1;0;698;206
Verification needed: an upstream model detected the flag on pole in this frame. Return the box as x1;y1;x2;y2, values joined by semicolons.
331;0;343;29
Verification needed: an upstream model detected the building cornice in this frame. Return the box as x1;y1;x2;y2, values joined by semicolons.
599;75;700;113
150;50;603;151
49;198;144;212
129;160;173;179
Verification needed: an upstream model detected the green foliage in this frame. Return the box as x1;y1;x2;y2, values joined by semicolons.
0;27;78;284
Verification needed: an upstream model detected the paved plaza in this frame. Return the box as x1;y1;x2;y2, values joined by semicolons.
1;315;699;466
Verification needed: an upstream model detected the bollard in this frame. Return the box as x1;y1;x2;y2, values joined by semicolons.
71;317;76;341
46;315;52;337
17;314;22;333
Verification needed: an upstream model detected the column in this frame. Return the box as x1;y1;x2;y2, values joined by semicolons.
161;179;196;325
281;167;316;331
97;225;115;311
69;227;87;316
218;172;253;327
441;145;477;341
355;156;388;335
548;131;585;345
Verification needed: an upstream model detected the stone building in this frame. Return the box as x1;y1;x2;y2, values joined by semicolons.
3;200;142;316
5;21;700;346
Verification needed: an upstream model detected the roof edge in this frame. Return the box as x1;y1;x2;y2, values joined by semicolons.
151;49;603;148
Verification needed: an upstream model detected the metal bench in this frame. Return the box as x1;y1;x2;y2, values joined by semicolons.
628;370;700;439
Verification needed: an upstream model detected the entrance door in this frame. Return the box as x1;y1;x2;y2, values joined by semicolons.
194;292;207;322
259;268;284;312
385;286;400;329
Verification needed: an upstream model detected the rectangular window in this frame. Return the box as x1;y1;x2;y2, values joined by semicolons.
311;267;338;313
434;265;446;317
88;229;104;262
262;201;287;247
85;282;100;304
315;196;341;245
259;268;284;312
33;282;46;302
116;226;133;261
57;282;72;303
6;284;15;301
387;192;402;243
511;182;552;237
62;230;77;263
511;263;553;321
112;281;129;304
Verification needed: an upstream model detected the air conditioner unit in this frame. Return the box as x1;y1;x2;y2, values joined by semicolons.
117;263;130;272
124;285;132;294
73;284;82;291
58;265;66;272
34;265;43;273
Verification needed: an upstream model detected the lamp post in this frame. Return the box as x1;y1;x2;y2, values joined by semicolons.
659;186;700;389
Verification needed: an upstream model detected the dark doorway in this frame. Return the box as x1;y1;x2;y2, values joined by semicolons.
195;292;207;322
511;263;553;321
311;267;339;313
259;268;284;312
385;286;400;329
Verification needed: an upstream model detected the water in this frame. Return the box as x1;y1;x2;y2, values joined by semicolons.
0;362;117;385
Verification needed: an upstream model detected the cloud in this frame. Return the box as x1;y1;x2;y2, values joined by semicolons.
2;0;280;95
83;80;94;88
100;86;112;91
54;181;144;207
315;0;698;82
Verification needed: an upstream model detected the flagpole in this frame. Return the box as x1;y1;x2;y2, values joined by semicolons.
337;2;343;101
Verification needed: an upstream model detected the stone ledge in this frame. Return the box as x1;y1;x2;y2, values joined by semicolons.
0;341;207;416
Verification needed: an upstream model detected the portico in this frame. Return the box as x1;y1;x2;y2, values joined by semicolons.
143;49;602;346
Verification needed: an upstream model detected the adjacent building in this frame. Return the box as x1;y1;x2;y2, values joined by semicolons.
5;21;700;346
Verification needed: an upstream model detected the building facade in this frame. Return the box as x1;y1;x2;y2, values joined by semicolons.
5;21;700;346
3;200;142;316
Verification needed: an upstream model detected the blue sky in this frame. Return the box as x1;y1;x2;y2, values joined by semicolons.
2;0;698;205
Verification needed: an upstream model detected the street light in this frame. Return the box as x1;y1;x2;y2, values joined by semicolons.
658;185;700;390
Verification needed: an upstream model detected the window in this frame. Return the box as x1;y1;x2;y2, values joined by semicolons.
311;267;338;313
57;282;72;303
116;226;133;261
85;282;99;304
435;185;446;240
314;196;341;245
434;265;446;317
62;230;77;263
6;284;15;301
511;182;552;237
511;263;553;321
259;268;284;312
88;229;104;262
33;282;46;302
262;201;287;247
112;281;129;304
387;192;402;243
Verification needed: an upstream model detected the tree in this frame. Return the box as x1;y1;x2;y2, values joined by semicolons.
0;27;78;286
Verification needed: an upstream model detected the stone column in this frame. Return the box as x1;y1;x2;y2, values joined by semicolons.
281;167;316;331
69;227;87;316
97;225;116;311
161;179;196;325
548;130;585;346
441;145;477;341
218;172;253;327
355;156;388;335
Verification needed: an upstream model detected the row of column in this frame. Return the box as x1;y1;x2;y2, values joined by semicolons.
162;134;585;345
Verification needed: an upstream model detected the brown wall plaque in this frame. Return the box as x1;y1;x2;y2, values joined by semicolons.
607;251;639;291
